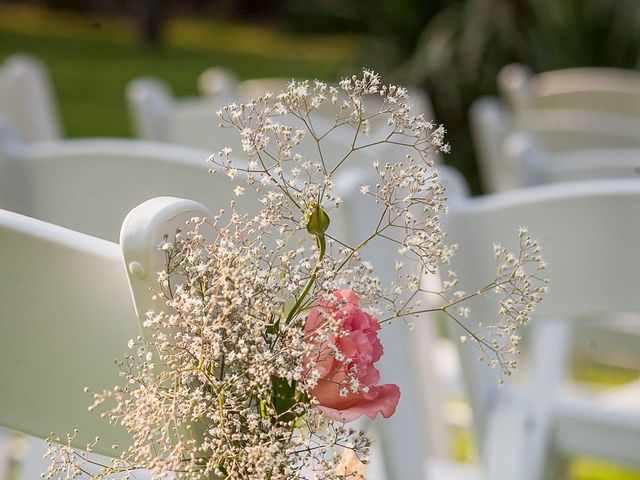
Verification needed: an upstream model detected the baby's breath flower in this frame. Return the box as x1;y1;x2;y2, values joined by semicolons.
48;69;546;480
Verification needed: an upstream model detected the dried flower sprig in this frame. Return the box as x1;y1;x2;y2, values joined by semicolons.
45;69;546;480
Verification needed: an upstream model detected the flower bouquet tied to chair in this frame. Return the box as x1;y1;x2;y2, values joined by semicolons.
45;70;547;479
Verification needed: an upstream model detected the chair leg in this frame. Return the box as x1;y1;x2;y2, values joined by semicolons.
542;449;570;480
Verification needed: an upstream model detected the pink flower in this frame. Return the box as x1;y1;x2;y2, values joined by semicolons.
304;289;400;423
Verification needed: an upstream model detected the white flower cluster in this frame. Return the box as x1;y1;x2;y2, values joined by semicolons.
45;69;546;479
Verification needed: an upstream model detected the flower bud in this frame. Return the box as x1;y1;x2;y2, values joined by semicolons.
306;203;330;236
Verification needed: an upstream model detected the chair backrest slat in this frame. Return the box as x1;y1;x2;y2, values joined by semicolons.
443;179;640;442
499;63;640;118
0;209;137;454
0;54;61;142
0;138;258;243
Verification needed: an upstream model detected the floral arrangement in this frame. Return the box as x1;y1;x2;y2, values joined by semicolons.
45;70;546;479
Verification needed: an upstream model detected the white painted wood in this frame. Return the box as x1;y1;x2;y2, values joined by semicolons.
0;54;62;143
198;67;238;98
120;197;213;328
504;137;640;187
0;208;137;455
0;136;258;243
469;97;517;192
125;77;175;141
334;165;474;480
444;179;640;480
496;63;534;113
499;63;640;118
470;97;640;191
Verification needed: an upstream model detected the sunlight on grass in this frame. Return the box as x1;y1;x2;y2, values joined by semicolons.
571;457;640;480
167;18;355;63
0;3;357;138
572;359;640;387
0;4;356;64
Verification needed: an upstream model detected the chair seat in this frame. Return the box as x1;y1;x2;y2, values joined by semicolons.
554;391;640;463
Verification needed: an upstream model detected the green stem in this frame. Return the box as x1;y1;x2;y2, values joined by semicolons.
284;234;326;325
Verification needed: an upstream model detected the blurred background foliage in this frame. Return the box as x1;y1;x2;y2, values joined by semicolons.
1;1;640;478
356;0;640;189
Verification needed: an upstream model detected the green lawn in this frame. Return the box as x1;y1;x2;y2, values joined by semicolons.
1;5;639;480
0;3;356;138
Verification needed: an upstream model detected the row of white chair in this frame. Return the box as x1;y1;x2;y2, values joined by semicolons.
2;115;639;479
2;53;639;479
0;53;436;155
469;66;640;384
471;97;640;192
466;65;640;480
0;118;451;479
471;64;640;192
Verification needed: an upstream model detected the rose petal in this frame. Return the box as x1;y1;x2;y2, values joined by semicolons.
317;384;400;423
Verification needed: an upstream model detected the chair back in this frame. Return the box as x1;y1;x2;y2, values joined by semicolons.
198;67;238;97
126;77;175;141
0;135;258;242
0;54;61;142
504;133;640;186
120;197;213;326
334;164;469;479
443;179;640;442
518;109;640;151
470;97;640;191
0;209;137;454
469;97;515;192
499;63;640;118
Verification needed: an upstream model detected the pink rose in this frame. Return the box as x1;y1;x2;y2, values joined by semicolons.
304;289;400;423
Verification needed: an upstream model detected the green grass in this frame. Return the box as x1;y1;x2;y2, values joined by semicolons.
0;3;356;138
571;458;640;480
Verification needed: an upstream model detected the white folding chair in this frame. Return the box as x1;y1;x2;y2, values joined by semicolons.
1;197;210;474
334;165;479;480
498;63;640;118
0;127;262;244
503;133;640;187
0;207;140;454
470;96;640;191
0;53;62;143
0;128;256;477
443;179;640;480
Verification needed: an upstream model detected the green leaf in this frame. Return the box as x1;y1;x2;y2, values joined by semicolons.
272;377;300;423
